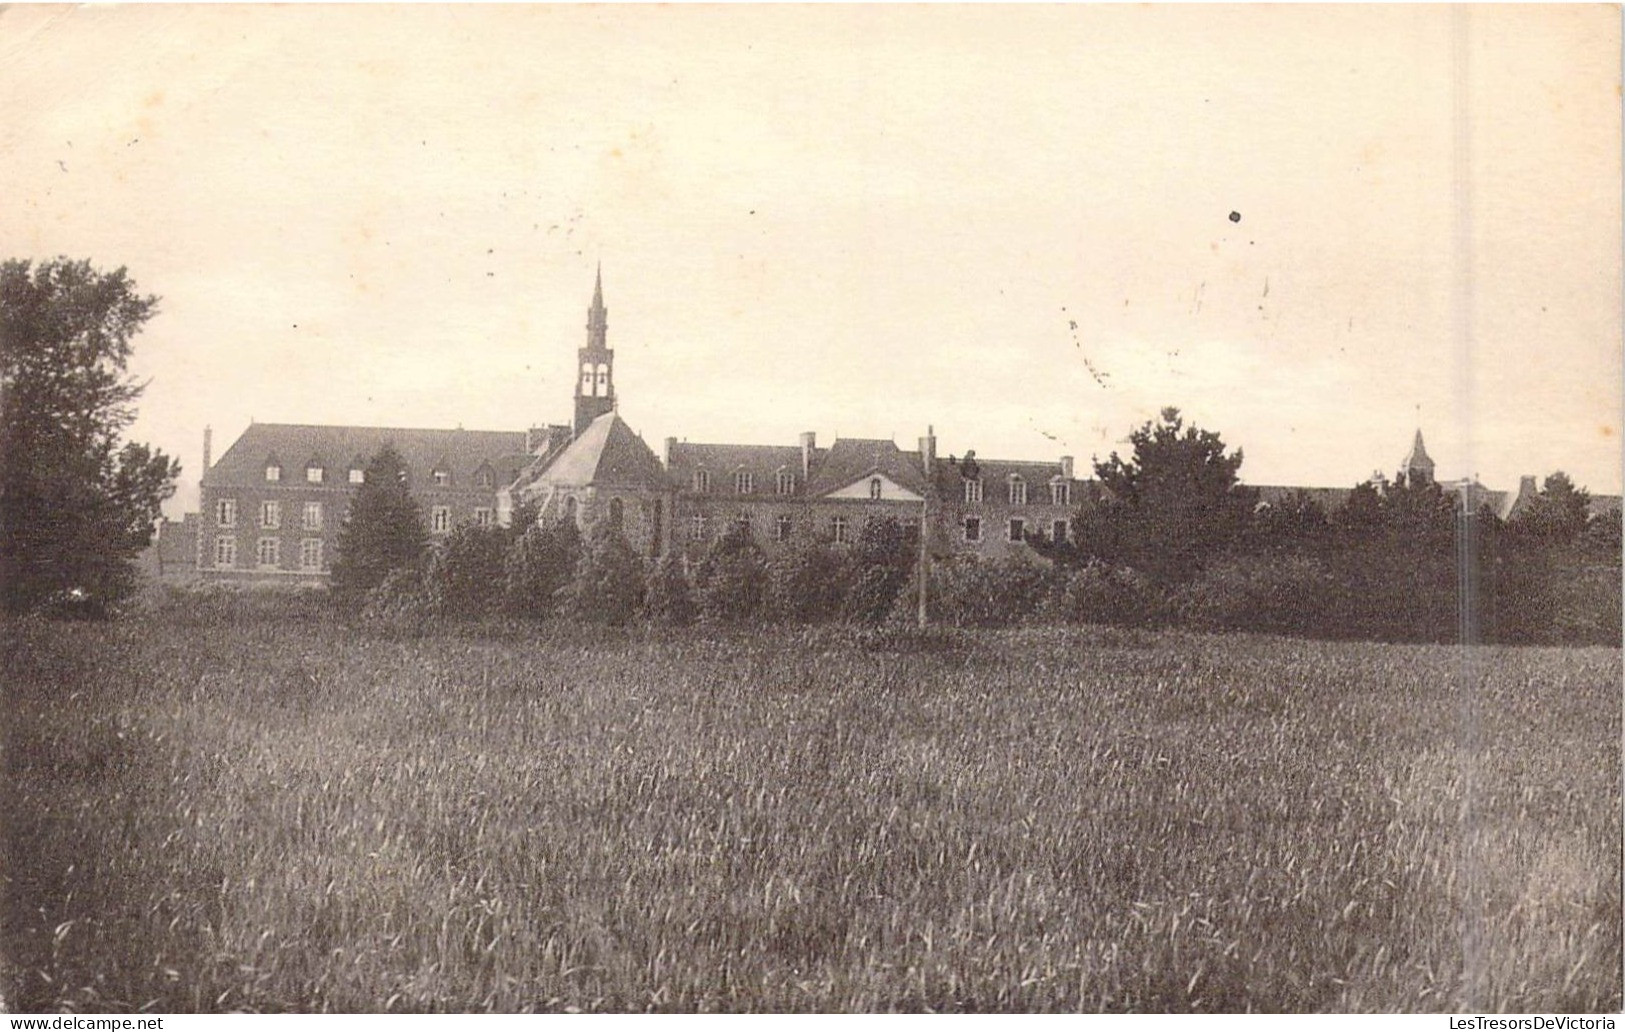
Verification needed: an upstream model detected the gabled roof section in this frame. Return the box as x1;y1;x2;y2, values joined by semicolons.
204;423;529;490
525;413;669;491
667;442;806;494
930;455;1080;497
805;438;929;498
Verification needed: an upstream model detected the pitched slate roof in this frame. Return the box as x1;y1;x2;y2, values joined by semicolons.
203;423;530;489
1253;485;1355;511
805;438;930;497
666;442;806;495
523;412;669;491
930;454;1079;499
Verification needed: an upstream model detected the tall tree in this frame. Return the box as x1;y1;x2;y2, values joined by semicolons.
329;444;426;600
1076;407;1256;583
0;258;180;612
1513;471;1592;540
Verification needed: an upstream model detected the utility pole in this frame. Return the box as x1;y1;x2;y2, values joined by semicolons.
917;496;929;627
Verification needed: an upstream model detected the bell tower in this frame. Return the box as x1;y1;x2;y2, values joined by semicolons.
574;265;615;435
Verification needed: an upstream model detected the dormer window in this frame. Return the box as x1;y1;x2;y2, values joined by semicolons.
265;463;282;482
869;477;883;499
348;468;365;485
1050;479;1071;506
475;467;495;490
1009;476;1027;505
693;469;710;494
735;471;754;495
776;469;795;495
305;465;324;484
963;478;983;504
432;469;450;486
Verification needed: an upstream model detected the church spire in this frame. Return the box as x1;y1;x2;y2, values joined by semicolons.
575;265;614;435
1401;427;1435;486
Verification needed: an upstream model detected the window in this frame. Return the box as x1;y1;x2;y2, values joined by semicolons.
260;501;281;529
474;507;494;528
581;363;595;396
432;469;450;486
869;477;883;499
348;468;365;485
608;497;624;527
299;538;323;571
302;501;322;530
1008;518;1026;543
775;514;793;541
213;536;236;568
776;470;796;495
256;537;280;568
963;516;982;542
1009;477;1027;505
1052;519;1069;542
734;471;754;495
265;464;281;482
693;469;710;494
831;516;849;543
431;506;451;533
305;465;324;484
734;512;752;535
690;514;708;541
215;498;237;527
476;468;495;490
963;478;983;504
1051;480;1071;506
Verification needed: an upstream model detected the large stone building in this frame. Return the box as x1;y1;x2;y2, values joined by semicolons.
156;272;1617;583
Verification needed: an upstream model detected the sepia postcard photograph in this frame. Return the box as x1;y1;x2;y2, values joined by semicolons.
0;3;1620;1018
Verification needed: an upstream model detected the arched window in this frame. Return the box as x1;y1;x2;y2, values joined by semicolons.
564;496;578;522
869;477;883;499
595;363;610;396
608;497;624;527
581;363;595;395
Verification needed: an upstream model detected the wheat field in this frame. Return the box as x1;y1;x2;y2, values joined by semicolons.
3;603;1619;1012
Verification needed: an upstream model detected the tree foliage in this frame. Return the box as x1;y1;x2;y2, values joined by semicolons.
502;517;581;619
565;518;644;626
0;258;180;612
329;445;426;601
643;552;697;626
423;522;509;618
695;521;768;624
1075;407;1256;583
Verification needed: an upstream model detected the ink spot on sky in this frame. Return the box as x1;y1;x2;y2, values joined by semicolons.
1228;211;1241;223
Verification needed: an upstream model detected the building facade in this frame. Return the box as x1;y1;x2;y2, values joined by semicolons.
169;273;1619;585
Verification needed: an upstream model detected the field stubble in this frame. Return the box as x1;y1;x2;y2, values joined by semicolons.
2;607;1619;1012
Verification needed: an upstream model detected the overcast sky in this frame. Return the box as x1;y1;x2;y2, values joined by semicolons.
3;4;1619;517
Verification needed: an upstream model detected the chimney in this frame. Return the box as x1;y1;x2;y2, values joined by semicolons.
1059;455;1074;480
800;431;817;478
664;436;678;467
1518;475;1538;498
201;426;212;475
917;425;936;475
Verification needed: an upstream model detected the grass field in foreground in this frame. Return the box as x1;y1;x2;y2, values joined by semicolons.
3;611;1619;1012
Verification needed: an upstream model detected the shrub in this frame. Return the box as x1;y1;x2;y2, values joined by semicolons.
423;523;509;619
360;567;436;637
1041;561;1163;628
765;537;848;623
842;517;915;625
928;554;1051;628
564;520;644;626
643;553;697;627
502;518;581;619
695;522;768;624
1172;554;1332;636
